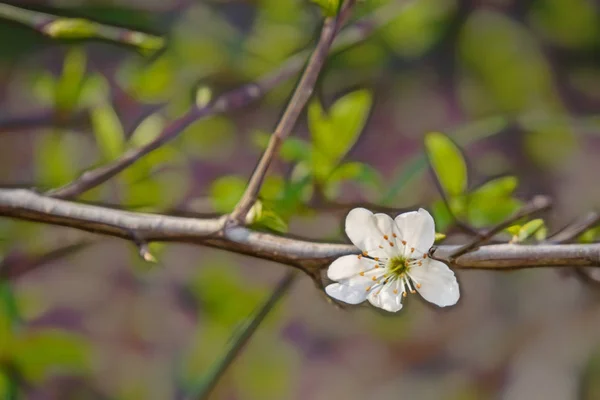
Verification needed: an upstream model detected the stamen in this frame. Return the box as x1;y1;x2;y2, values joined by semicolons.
402;291;407;298
389;242;394;247
418;261;422;266
374;257;379;261
372;276;377;281
383;235;389;240
393;289;398;294
416;283;422;289
357;254;362;259
365;286;372;292
392;233;397;238
402;240;407;245
378;245;384;249
359;272;365;276
362;251;368;256
423;254;427;259
410;247;415;253
374;265;379;268
405;278;416;294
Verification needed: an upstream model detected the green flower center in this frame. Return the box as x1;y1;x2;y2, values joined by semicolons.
387;256;410;277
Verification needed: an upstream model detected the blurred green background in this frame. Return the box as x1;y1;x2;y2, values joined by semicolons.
1;0;600;399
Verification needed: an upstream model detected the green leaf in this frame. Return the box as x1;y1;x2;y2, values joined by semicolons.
55;48;87;112
36;132;78;187
209;176;247;214
254;209;288;233
12;330;90;383
129;113;165;148
517;219;545;242
434;232;446;242
310;0;340;16
424;132;467;197
309;90;373;182
535;225;548;241
470;176;518;199
506;224;521;237
252;131;311;163
91;102;125;161
579;227;600;243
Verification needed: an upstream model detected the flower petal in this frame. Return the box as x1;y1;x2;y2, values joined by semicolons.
394;208;436;253
325;282;370;305
376;280;403;312
327;255;377;281
410;259;460;307
345;208;398;258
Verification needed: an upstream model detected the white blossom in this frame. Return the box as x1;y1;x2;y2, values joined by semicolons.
325;208;459;312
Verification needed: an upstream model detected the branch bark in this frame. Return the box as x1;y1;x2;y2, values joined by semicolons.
1;189;599;276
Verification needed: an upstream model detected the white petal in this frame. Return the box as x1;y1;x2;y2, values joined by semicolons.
376;280;403;312
345;208;398;258
410;259;460;307
327;255;376;281
394;208;436;253
325;282;369;305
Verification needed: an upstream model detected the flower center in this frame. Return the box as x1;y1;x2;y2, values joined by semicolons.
387;256;410;277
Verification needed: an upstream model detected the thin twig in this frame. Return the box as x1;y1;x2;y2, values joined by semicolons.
44;0;394;200
0;2;164;51
546;212;600;244
444;195;553;261
229;0;356;223
189;271;297;400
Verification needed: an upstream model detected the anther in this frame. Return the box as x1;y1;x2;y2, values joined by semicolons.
383;235;389;240
358;254;362;259
410;289;416;294
362;251;368;256
418;261;422;266
372;276;377;281
402;292;407;298
423;254;427;259
389;242;394;247
410;247;415;253
392;233;397;238
402;240;407;245
393;289;398;294
374;257;379;261
365;286;372;292
359;272;365;276
374;265;379;268
378;245;384;249
416;283;422;289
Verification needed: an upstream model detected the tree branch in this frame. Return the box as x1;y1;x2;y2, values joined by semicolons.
1;189;599;276
0;2;164;51
44;0;396;200
229;0;356;223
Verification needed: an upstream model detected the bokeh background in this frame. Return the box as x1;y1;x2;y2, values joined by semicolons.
1;0;600;399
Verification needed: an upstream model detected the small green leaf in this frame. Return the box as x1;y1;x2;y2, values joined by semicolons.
310;0;340;17
196;86;213;108
424;132;467;197
55;48;87;112
43;18;96;39
579;227;600;243
506;224;522;236
517;219;545;242
129;113;165;148
535;225;547;241
255;209;288;233
209;176;247;214
434;232;446;242
309;90;373;181
252;131;311;163
91;102;125;160
325;162;381;200
470;176;518;199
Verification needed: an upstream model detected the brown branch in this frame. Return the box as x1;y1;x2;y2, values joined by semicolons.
1;189;599;276
546;212;600;244
229;0;356;223
0;2;164;51
44;0;395;200
443;195;553;261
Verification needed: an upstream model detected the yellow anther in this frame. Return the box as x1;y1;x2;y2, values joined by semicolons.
362;251;368;256
393;289;398;294
392;233;397;238
374;265;379;268
374;257;379;261
365;286;372;292
402;292;407;298
389;242;394;247
358;254;362;259
410;290;416;294
402;240;407;245
378;245;384;249
418;261;422;266
372;276;377;281
423;254;428;259
410;247;415;253
416;283;422;289
383;235;389;240
359;272;365;276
